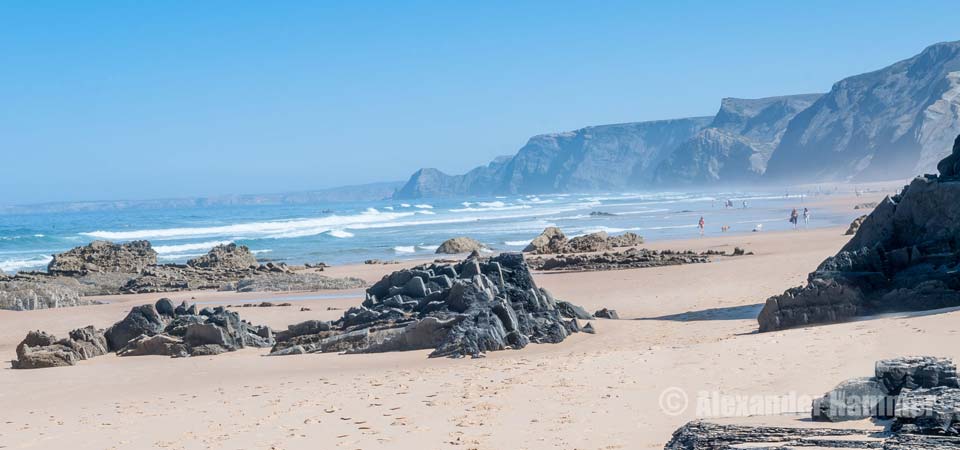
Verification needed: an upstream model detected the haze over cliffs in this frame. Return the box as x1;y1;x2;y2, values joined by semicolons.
395;41;960;199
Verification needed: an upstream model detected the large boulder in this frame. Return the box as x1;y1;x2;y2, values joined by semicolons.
759;135;960;331
523;227;568;254
11;327;108;369
435;237;489;254
47;240;157;276
104;304;166;351
187;243;257;270
812;377;890;422
876;356;960;394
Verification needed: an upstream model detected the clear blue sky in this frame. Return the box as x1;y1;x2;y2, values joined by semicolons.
1;1;956;204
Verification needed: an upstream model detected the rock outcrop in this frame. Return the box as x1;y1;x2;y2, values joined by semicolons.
0;278;93;310
527;248;720;272
10;299;274;368
523;228;644;255
269;253;592;358
435;237;489;254
186;243;257;270
666;356;960;449
47;240;157;276
758;135;960;332
11;327;108;369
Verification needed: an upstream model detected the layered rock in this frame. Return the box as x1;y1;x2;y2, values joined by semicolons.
186;243;257;270
0;278;93;310
758;135;960;332
435;237;489;254
10;299;274;368
11;327;108;369
269;253;591;358
522;228;644;255
47;240;156;276
666;356;960;449
527;247;712;272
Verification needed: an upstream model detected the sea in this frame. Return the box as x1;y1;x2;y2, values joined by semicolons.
0;190;863;274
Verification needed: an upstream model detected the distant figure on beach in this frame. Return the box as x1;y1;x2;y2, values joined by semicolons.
753;224;763;232
721;225;730;232
742;200;747;209
698;216;705;236
789;208;799;229
803;207;810;227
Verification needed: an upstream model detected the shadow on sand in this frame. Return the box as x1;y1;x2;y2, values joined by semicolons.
638;303;763;322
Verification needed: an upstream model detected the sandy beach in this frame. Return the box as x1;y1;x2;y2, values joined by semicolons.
4;189;954;450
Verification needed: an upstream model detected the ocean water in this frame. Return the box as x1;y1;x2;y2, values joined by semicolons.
0;191;860;273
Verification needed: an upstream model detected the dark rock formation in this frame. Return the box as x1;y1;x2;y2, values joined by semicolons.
593;308;620;319
524;227;568;254
759;135;960;332
11;327;107;369
186;243;257;270
435;237;489;254
667;356;960;449
664;420;960;449
566;231;611;253
845;215;868;235
47;240;157;276
11;299;274;368
269;253;591;358
527;247;712;272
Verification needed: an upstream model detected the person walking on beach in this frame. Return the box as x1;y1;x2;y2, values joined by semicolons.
698;216;705;237
789;208;799;230
802;207;810;228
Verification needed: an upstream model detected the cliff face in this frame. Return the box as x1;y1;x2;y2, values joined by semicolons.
653;94;822;185
394;41;960;198
765;41;960;182
393;118;711;198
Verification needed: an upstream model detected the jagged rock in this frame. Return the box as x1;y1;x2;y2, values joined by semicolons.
846;214;868;235
118;334;187;357
593;308;620;319
270;253;588;358
0;278;90;310
876;356;960;394
11;327;107;369
105;304;166;351
812;377;891;422
608;232;643;247
527;247;712;272
187;243;257;270
937;134;960;180
663;420;960;449
523;227;568;254
894;387;960;435
760;137;960;331
48;240;156;276
566;232;610;253
435;237;489;254
556;301;592;320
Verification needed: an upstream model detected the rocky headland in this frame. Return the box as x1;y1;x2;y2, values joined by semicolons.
758;135;960;332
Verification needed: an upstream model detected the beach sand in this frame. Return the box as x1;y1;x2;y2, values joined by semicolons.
3;190;952;450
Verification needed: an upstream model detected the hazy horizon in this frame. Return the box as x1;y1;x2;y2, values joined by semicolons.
2;1;957;204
